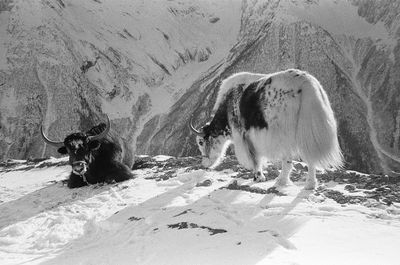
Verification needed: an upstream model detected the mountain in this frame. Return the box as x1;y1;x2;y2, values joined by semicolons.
0;156;399;264
0;0;399;175
0;0;240;159
137;0;400;175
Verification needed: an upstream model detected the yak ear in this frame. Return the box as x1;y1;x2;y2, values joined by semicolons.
57;146;67;154
88;140;101;151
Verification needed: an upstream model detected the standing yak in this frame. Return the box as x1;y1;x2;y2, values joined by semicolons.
41;115;134;188
190;69;343;190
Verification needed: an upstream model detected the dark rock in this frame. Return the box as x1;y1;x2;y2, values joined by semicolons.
167;222;227;235
196;179;212;187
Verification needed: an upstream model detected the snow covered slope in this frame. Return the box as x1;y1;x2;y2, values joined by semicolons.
0;156;399;264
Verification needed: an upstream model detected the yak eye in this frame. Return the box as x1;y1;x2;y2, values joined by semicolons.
198;140;204;146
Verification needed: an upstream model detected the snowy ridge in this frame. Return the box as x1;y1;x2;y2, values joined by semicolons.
0;156;399;264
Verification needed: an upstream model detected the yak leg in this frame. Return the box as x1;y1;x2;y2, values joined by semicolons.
304;164;317;190
68;173;88;188
274;159;294;186
254;164;266;182
243;133;265;182
105;162;134;184
250;153;266;182
254;160;266;182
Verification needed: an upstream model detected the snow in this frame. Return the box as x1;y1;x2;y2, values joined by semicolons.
0;157;399;265
284;1;391;41
153;155;175;162
262;216;399;265
276;0;396;51
0;158;69;203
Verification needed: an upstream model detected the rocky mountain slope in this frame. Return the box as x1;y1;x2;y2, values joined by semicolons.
0;0;240;160
137;0;400;175
0;0;399;175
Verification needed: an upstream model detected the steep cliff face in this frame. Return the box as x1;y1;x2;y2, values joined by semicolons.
137;0;400;175
0;0;241;160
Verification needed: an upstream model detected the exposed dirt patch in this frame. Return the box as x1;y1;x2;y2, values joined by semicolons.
167;222;227;235
223;180;286;196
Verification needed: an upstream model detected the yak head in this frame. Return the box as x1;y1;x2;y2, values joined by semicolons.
189;117;231;168
41;116;110;175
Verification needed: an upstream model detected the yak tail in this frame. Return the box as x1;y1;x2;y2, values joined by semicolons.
296;76;343;170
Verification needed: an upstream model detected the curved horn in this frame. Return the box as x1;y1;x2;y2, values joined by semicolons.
40;126;64;148
189;116;205;136
88;114;111;141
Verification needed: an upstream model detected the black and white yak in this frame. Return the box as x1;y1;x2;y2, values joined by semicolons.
190;69;343;190
41;115;134;188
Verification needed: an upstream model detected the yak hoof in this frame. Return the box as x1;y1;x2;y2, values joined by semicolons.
254;172;266;182
274;178;293;187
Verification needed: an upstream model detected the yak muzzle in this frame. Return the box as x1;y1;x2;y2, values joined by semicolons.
72;161;88;175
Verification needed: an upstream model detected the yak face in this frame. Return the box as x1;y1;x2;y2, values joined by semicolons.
41;115;110;176
196;134;227;168
58;133;101;175
195;125;231;168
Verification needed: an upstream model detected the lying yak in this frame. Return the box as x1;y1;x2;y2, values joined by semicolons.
41;115;134;188
190;69;343;190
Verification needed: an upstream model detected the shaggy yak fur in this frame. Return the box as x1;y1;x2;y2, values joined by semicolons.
191;69;343;190
41;117;134;188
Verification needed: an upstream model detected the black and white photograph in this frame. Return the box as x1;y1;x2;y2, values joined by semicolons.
0;0;399;264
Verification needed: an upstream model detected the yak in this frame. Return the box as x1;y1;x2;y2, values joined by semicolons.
41;115;134;188
190;69;343;190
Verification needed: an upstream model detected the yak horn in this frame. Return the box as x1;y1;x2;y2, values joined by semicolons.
40;126;64;148
88;114;111;141
189;116;204;136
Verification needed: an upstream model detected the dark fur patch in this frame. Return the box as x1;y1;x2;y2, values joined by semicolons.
239;82;268;130
203;90;233;138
